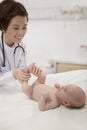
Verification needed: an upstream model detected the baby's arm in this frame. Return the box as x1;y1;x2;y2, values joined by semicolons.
32;67;46;85
39;92;60;111
26;63;46;85
21;63;46;99
21;64;34;98
22;82;33;99
39;92;52;111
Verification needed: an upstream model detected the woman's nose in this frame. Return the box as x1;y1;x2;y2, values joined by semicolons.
17;29;24;36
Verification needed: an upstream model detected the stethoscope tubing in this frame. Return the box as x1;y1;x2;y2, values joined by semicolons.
1;32;25;68
1;32;5;67
14;43;25;54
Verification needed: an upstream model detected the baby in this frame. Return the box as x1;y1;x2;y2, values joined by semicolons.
21;63;86;111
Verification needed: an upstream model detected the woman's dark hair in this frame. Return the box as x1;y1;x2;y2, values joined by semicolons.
0;0;28;31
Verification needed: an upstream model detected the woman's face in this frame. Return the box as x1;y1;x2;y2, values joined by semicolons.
4;16;28;46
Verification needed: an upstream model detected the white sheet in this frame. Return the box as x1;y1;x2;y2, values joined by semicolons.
0;70;87;130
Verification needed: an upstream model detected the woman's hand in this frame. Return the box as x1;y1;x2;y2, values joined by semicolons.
12;68;31;84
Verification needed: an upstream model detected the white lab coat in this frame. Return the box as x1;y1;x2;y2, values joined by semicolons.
0;31;26;86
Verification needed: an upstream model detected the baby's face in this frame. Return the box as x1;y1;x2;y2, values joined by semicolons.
56;85;76;104
56;84;86;108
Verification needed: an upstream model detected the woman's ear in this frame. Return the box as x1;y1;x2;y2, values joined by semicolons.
62;101;71;107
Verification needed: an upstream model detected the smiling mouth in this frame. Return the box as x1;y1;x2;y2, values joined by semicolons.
16;37;22;40
15;35;23;38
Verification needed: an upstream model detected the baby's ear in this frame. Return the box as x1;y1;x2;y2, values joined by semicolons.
62;101;71;107
54;83;61;89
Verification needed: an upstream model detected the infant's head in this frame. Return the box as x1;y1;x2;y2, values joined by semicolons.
56;84;86;108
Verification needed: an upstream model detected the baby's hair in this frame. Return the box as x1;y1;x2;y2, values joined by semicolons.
66;84;86;108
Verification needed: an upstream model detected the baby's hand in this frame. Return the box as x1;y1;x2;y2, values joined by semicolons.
32;66;42;77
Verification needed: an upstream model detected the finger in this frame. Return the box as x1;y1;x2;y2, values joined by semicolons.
17;79;24;84
18;73;31;82
38;69;42;74
32;67;42;75
18;74;31;80
22;69;31;76
18;77;29;83
35;68;40;74
21;70;31;77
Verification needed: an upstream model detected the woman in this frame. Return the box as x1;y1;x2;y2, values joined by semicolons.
0;0;30;85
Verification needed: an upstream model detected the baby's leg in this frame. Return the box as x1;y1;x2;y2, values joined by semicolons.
39;92;52;111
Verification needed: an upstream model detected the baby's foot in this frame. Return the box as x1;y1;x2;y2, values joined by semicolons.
26;63;35;72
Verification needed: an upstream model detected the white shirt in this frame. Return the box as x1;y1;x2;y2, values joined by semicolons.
0;31;26;86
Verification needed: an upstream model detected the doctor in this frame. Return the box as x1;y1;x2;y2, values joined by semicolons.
0;0;31;85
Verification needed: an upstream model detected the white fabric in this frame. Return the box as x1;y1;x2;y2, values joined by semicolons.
0;31;26;85
0;70;87;130
0;31;26;71
0;71;16;86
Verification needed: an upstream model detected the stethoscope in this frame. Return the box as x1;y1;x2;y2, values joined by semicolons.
1;32;25;68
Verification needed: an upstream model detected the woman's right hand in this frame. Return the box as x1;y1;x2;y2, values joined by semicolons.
12;68;31;84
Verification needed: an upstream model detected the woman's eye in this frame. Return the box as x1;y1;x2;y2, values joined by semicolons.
23;27;27;30
14;28;19;30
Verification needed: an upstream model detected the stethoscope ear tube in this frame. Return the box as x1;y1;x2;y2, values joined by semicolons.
1;32;5;67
